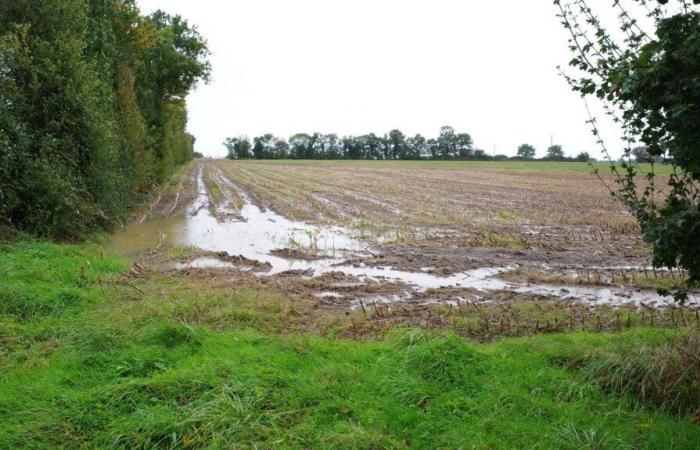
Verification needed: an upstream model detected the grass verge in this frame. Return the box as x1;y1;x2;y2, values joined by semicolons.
1;239;699;449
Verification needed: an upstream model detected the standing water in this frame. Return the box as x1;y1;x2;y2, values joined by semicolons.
111;165;698;308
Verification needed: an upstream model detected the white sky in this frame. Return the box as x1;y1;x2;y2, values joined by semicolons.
137;0;628;159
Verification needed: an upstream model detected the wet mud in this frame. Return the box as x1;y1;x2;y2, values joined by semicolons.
112;162;699;310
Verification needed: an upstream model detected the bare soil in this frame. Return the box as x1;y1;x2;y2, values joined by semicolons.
113;160;695;315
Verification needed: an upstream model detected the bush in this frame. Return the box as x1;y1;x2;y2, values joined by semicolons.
0;0;209;238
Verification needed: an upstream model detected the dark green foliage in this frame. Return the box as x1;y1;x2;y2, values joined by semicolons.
557;0;700;299
251;133;278;159
575;151;591;162
289;133;313;159
0;0;209;239
226;127;477;161
225;129;593;162
517;143;536;159
545;144;566;161
437;126;474;159
224;136;252;159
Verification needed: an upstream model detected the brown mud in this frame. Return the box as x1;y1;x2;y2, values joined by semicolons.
118;259;700;341
270;247;324;261
112;161;698;315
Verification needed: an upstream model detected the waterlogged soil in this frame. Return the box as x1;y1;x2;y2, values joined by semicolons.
111;162;699;310
219;160;648;257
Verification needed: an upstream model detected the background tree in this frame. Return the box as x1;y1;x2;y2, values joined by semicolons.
427;138;439;160
362;134;383;160
406;134;426;160
233;127;600;163
137;10;211;182
388;129;406;160
342;136;362;159
556;0;700;299
456;133;475;159
289;133;312;159
474;149;489;160
631;145;651;163
437;126;457;159
224;138;237;159
274;139;290;159
325;134;341;159
224;137;252;159
545;145;565;160
517;144;536;159
252;134;276;159
575;152;591;162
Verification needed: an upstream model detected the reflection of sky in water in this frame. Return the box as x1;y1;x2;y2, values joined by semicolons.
112;165;698;308
112;166;368;274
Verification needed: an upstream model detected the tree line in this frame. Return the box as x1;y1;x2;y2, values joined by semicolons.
0;0;210;238
225;127;591;162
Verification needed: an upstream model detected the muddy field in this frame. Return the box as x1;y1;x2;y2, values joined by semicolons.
112;160;697;320
218;160;642;257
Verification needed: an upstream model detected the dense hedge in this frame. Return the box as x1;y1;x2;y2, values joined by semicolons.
0;0;209;239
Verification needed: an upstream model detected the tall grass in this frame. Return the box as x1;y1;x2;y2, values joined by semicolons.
1;240;699;448
565;330;700;416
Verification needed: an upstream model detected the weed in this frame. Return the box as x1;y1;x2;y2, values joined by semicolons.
558;422;615;449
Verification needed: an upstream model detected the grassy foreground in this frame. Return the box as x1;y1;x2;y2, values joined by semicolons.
1;240;699;449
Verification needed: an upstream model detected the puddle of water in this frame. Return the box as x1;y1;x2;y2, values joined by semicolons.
174;257;256;271
112;164;699;308
333;266;510;291
112;166;367;273
110;217;188;255
315;291;344;299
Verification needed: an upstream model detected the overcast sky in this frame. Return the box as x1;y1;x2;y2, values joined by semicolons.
137;0;628;159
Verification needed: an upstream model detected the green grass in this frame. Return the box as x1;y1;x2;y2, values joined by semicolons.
1;240;698;449
230;159;673;174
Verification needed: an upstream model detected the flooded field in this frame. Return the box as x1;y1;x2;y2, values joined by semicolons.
112;160;697;311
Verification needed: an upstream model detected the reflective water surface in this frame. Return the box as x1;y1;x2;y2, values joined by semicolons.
111;165;698;308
